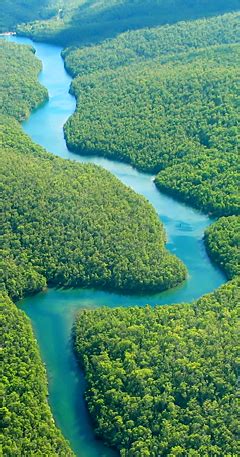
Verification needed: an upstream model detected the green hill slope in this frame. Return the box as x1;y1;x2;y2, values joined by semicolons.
0;0;58;32
17;0;240;45
1;40;185;300
63;13;240;216
205;216;240;279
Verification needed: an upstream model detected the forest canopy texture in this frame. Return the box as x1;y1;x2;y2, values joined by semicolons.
68;10;239;456
1;292;75;456
0;0;58;33
1;2;239;456
74;277;239;456
16;0;240;46
1;40;186;303
1;116;186;301
0;40;48;120
63;12;240;217
0;39;185;455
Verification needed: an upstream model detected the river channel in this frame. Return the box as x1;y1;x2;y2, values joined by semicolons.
8;36;226;456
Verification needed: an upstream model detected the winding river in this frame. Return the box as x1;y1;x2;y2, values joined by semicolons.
9;36;226;457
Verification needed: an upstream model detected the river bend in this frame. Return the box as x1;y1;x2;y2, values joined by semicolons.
8;36;226;457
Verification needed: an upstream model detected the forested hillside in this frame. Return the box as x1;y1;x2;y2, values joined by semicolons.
74;277;239;456
205;216;240;279
17;0;240;45
1;292;74;456
63;13;240;77
63;13;240;216
0;0;58;33
0;40;48;120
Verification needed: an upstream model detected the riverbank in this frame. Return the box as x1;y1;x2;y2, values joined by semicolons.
5;35;227;456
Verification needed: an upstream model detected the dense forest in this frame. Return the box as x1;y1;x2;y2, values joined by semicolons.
0;40;48;120
1;40;186;302
2;115;186;301
0;39;185;455
63;12;240;77
17;0;240;46
1;292;74;456
1;3;239;455
0;39;73;454
63;13;239;216
74;277;239;456
0;0;58;33
205;216;240;279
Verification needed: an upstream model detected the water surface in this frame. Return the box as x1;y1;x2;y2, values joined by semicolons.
8;36;226;456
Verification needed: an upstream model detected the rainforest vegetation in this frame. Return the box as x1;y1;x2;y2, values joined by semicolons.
69;12;240;447
17;0;240;46
1;40;186;301
74;277;239;456
63;12;240;216
63;13;240;77
0;39;185;455
1;292;74;456
205;216;240;279
0;39;72;454
1;3;239;456
2;115;186;301
0;0;58;33
0;40;48;120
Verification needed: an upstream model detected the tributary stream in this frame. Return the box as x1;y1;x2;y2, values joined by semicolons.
9;36;226;456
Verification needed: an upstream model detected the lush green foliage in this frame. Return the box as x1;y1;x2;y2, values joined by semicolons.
0;39;73;454
63;13;239;216
205;216;240;279
1;116;186;301
1;12;239;457
0;40;48;120
0;0;58;32
17;0;240;46
1;292;74;456
63;12;240;77
0;37;185;456
1;40;186;300
74;278;239;456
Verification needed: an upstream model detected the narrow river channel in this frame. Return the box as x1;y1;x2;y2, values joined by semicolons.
9;36;226;456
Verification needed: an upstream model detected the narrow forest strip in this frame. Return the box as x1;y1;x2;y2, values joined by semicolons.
1;292;75;456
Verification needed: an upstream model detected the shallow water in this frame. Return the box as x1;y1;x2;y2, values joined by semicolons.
8;36;225;456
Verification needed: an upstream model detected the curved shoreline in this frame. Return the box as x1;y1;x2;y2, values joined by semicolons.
8;35;226;456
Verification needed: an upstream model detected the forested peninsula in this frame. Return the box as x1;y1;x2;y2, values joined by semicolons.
0;40;48;120
2;116;186;300
63;12;239;217
74;277;239;456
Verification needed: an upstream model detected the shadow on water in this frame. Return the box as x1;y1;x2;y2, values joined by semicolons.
7;35;226;457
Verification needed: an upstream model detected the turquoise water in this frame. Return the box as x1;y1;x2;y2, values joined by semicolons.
9;36;226;456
